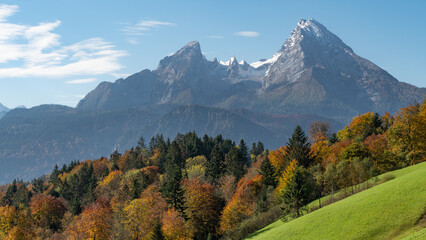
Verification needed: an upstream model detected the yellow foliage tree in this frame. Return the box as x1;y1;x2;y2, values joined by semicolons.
123;184;167;240
96;170;123;201
0;205;35;240
337;112;380;141
185;156;207;180
387;102;426;165
274;159;298;201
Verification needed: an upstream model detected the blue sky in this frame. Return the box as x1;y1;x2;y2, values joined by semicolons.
0;0;425;108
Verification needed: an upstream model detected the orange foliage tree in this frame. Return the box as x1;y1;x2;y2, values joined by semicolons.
29;194;67;230
322;140;352;167
184;178;220;238
162;208;192;240
268;146;288;174
364;134;394;172
66;199;112;240
219;173;263;233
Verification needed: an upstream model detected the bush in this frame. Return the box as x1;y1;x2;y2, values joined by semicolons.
379;174;396;183
222;205;281;240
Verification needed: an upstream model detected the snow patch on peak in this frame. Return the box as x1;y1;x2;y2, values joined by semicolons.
219;60;230;66
250;52;283;69
220;56;238;66
280;18;353;53
297;18;327;39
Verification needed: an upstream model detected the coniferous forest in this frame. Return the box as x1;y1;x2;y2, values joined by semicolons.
0;101;425;240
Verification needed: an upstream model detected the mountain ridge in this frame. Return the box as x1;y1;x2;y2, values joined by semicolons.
77;18;425;122
0;18;424;183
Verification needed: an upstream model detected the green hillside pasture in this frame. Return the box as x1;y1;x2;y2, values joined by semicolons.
247;162;426;240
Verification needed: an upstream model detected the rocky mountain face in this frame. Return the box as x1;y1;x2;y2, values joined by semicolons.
78;18;425;122
0;18;424;183
257;18;424;121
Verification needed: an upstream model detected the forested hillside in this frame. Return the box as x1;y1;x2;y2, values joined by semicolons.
0;100;424;240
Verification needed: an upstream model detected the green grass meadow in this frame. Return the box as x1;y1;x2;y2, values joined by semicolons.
246;162;426;240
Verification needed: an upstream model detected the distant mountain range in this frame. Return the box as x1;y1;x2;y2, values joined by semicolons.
79;18;425;122
0;18;424;183
0;103;9;119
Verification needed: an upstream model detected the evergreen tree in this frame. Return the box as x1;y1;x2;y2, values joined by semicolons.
256;141;265;155
225;147;245;180
239;139;249;167
1;180;17;206
166;141;184;168
1;180;32;207
151;219;165;240
372;112;382;134
202;134;214;158
328;132;339;144
250;143;257;156
206;144;224;184
138;136;146;149
50;164;60;186
62;174;82;215
222;139;235;155
281;167;315;220
125;147;144;171
32;177;45;194
255;186;269;213
110;149;120;171
178;131;203;160
285;125;313;168
162;165;186;217
259;156;277;187
213;134;223;146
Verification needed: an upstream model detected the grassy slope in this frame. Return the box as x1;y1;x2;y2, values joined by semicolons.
246;162;426;240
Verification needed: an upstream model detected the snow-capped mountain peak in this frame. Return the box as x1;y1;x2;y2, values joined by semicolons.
280;18;352;53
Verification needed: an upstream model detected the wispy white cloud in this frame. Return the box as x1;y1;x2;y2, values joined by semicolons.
127;38;140;45
234;31;259;37
111;73;130;79
208;35;224;39
123;20;176;36
65;78;97;84
0;4;18;22
0;4;127;78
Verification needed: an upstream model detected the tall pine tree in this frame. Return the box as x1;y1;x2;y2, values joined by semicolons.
239;139;249;167
206;144;224;184
162;165;186;217
259;155;277;187
225;147;245;180
285;125;313;168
